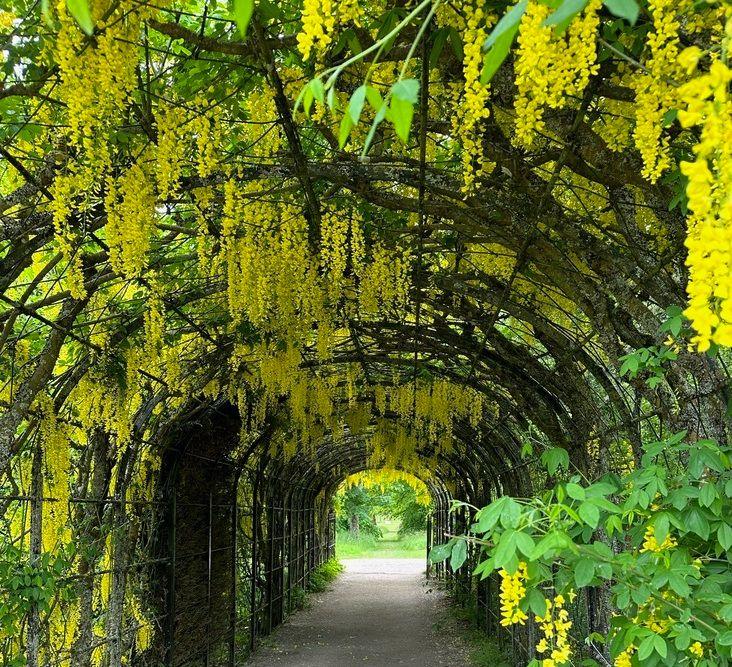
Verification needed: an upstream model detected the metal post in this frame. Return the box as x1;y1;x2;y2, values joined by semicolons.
206;490;213;667
267;501;274;633
229;481;238;667
165;492;177;667
287;497;293;614
249;474;259;652
425;513;432;579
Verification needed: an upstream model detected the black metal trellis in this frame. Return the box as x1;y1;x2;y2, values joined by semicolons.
0;393;649;667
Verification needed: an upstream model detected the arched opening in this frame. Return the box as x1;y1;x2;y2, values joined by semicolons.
147;397;518;665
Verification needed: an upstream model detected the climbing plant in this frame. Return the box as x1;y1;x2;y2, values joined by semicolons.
0;0;731;663
432;420;732;665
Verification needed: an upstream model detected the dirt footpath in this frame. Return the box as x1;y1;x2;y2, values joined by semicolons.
247;558;471;666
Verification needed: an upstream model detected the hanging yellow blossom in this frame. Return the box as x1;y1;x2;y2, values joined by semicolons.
499;562;529;626
106;164;157;278
513;0;601;147
297;0;336;61
632;0;687;182
535;594;573;667
676;28;732;349
640;525;677;552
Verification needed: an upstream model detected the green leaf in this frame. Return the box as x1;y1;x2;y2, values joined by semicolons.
390;79;420;144
619;353;639;376
674;627;692;651
579;502;600;529
654;513;669;544
515;531;536;557
500;497;522;529
348;85;367;125
685;506;710;540
718;523;732;551
653;634;667;659
473;557;494;579
574;558;595;587
699;482;717;508
450;539;468;571
544;0;589;33
473;497;506;534
638;634;656;661
480;24;518;84
531;530;572;559
718;631;732;646
365;86;384;112
310;79;325;103
41;0;54;27
483;0;528;50
526;588;547;616
494;530;519;569
391;78;420;104
301;87;314;116
566;483;586;500
233;0;254;39
541;447;570;475
428;541;453;564
339;114;353;148
605;514;622;536
603;0;640;25
66;0;94;35
667;573;690;597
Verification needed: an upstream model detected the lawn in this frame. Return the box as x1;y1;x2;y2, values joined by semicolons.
336;518;427;559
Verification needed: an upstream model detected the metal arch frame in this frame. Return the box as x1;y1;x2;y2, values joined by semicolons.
148;388;551;667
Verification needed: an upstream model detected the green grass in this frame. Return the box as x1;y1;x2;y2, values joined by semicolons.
307;557;344;592
290;557;344;611
336;518;427;559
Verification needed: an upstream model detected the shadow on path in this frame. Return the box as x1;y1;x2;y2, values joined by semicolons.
247;558;471;666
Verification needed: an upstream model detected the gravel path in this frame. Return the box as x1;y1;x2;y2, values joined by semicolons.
247;558;471;666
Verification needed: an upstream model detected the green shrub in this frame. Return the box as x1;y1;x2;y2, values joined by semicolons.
307;558;343;593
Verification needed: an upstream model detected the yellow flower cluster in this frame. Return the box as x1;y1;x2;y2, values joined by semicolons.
499;562;529;626
468;242;516;280
614;646;634;667
676;35;732;349
632;0;686;182
535;594;572;667
106;164;156;278
243;87;282;157
595;69;634;152
0;10;16;30
297;0;336;61
640;525;677;553
456;2;493;191
337;0;362;26
386;379;484;445
144;276;166;359
156;104;187;199
50;170;88;299
38;395;71;552
513;0;601;147
341;468;432;504
322;209;350;299
359;244;411;314
54;0;141;150
190;99;224;178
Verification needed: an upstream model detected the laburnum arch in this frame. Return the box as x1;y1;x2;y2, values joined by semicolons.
0;0;730;665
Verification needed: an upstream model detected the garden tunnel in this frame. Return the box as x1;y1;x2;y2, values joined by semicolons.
2;1;732;666
149;397;504;666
